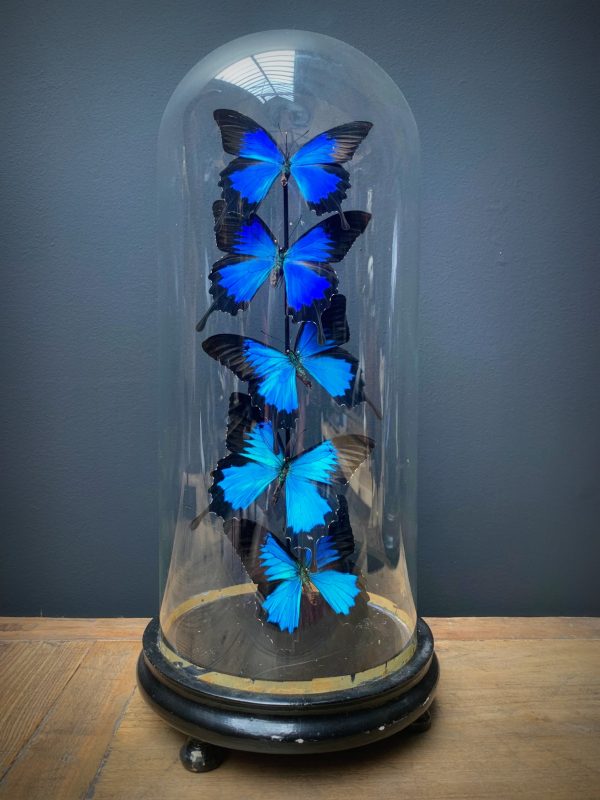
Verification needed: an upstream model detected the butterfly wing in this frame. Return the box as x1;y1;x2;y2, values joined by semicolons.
290;122;372;215
295;322;364;409
222;517;272;596
259;534;303;633
283;212;371;321
310;570;361;616
214;109;284;216
203;334;299;422
314;495;356;568
210;419;282;519
199;204;278;328
320;293;350;346
284;436;374;534
224;392;264;453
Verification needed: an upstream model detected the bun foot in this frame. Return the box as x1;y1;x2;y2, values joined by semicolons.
180;738;227;772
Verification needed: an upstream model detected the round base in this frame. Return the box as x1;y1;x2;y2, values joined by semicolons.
137;616;438;758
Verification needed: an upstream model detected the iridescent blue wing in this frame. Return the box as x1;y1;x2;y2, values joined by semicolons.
262;578;303;633
259;534;303;633
289;122;372;215
294;322;364;409
259;533;300;581
310;570;361;616
202;334;299;422
284;436;375;534
196;204;278;332
209;419;283;519
283;211;371;321
214;109;284;217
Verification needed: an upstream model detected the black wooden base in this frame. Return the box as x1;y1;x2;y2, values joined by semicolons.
137;617;438;768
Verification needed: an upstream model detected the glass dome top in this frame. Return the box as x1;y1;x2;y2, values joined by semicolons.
157;30;420;700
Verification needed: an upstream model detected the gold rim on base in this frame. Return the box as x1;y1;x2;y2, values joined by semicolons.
159;583;418;696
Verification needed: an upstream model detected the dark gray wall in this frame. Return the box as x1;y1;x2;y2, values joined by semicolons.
1;1;599;617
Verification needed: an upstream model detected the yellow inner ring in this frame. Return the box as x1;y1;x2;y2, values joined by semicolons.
160;584;417;696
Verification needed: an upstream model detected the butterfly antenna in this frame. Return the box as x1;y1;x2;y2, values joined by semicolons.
288;216;303;241
260;329;285;346
364;392;383;421
190;505;210;531
312;300;327;345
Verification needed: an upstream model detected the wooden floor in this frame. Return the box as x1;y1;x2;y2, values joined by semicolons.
0;618;598;799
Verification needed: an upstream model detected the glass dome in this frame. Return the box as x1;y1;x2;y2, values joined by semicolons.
157;29;420;700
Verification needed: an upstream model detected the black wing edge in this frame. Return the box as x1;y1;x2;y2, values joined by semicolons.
330;349;366;409
202;334;255;382
323;121;373;162
305;163;351;217
325;497;370;614
216;160;265;221
213;109;280;157
196;255;256;332
321;293;350;345
315;211;372;263
212;199;276;252
224;392;264;453
221;517;274;598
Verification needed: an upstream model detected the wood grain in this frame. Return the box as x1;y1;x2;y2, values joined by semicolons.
0;641;90;778
91;636;600;800
426;616;600;640
0;618;149;642
0;641;138;800
0;618;598;800
2;616;599;642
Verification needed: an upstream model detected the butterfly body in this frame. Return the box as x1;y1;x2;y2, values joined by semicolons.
286;349;311;388
269;248;284;287
272;458;290;506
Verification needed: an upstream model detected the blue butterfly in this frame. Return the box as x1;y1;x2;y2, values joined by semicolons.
259;534;362;633
223;496;366;633
210;396;374;534
196;204;370;332
213;109;372;219
202;295;364;427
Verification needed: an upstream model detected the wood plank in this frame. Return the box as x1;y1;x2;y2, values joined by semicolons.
0;618;149;642
91;638;600;800
0;641;138;800
0;641;90;778
0;616;598;642
426;616;600;640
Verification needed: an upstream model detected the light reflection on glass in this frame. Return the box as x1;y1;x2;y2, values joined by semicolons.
215;50;295;103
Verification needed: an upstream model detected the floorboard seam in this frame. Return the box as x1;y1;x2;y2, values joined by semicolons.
83;685;138;800
0;642;92;787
